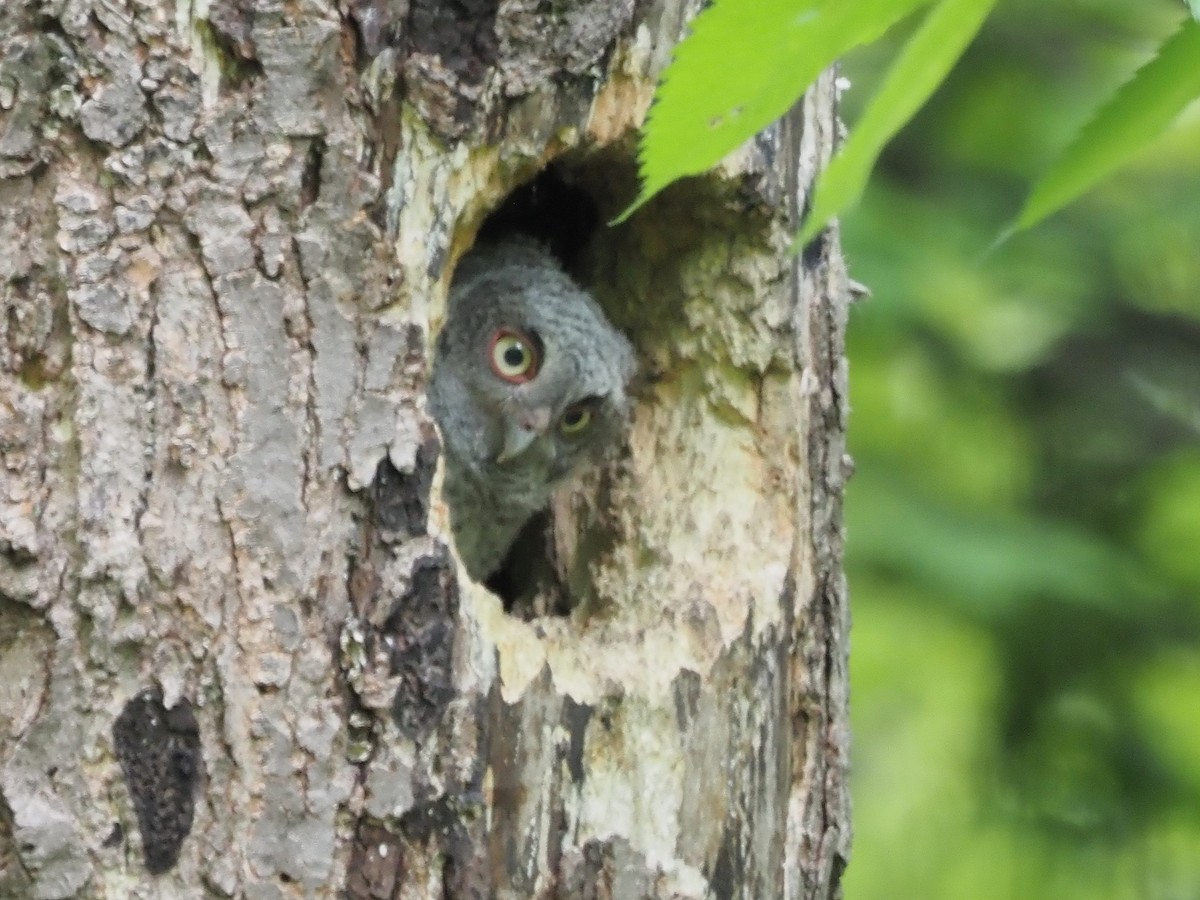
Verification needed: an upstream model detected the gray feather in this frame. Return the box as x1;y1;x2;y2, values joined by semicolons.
427;237;635;582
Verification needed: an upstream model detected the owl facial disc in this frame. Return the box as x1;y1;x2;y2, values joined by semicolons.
426;236;636;584
496;405;551;463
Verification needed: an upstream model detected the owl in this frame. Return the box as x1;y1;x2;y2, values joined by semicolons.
427;236;636;584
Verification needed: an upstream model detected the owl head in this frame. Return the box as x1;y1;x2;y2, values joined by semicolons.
428;237;636;510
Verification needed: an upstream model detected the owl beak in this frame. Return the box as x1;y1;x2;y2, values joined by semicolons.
496;406;551;464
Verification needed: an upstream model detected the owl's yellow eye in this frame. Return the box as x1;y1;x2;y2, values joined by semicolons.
488;327;540;383
560;404;592;434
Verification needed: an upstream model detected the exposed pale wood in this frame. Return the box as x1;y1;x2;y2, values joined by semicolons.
0;0;850;897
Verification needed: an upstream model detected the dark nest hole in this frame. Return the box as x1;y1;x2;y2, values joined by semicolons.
466;163;616;617
448;154;755;617
474;163;607;281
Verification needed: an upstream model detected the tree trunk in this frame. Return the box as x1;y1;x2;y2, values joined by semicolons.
0;0;851;897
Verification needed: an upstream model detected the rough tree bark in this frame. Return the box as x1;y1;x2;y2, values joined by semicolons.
0;0;851;897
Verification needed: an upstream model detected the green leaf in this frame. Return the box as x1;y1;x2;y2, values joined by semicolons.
1012;18;1200;234
617;0;935;223
798;0;995;246
845;472;1163;617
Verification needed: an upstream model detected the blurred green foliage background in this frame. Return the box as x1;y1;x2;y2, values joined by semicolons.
839;2;1200;898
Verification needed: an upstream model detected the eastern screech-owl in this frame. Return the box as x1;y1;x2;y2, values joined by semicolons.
427;237;636;583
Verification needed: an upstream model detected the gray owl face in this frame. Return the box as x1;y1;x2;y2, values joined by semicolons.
428;238;635;512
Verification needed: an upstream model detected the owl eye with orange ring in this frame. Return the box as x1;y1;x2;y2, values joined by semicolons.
488;327;540;384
